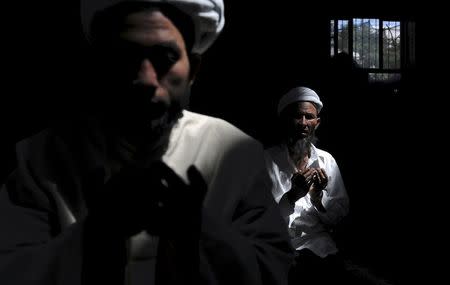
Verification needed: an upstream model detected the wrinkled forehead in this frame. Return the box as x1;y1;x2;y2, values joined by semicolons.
282;101;319;117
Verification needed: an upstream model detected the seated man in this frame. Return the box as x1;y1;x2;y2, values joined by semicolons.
265;86;349;285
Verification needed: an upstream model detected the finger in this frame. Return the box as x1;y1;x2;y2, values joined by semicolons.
304;168;315;178
313;170;319;181
291;173;307;188
151;161;187;191
309;169;320;183
317;168;327;180
306;173;315;185
314;173;322;184
187;166;206;226
187;165;208;200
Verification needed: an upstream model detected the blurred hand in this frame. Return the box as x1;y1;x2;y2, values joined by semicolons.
150;162;207;239
84;161;207;239
309;168;328;212
287;168;315;203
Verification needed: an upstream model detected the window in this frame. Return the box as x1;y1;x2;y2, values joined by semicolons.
330;18;413;83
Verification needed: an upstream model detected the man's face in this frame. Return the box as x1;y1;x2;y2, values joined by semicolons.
282;101;320;142
94;8;192;135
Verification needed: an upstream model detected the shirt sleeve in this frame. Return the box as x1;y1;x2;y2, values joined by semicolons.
0;130;91;285
0;171;85;285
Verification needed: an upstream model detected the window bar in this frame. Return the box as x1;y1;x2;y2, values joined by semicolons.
353;19;356;64
387;22;391;69
368;19;371;68
361;19;365;67
330;20;333;57
338;20;342;53
393;22;396;69
395;22;400;69
384;21;386;69
334;19;338;56
379;20;383;69
400;20;405;70
348;18;353;61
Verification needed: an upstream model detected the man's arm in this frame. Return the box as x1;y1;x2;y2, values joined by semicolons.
0;171;85;285
0;131;127;285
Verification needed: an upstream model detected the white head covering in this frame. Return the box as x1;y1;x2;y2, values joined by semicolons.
81;0;225;54
277;86;323;115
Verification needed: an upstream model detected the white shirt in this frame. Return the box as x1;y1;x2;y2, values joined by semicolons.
119;110;287;284
0;109;293;285
265;143;349;258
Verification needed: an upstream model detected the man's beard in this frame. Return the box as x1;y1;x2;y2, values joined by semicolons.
96;85;189;166
287;131;318;166
135;100;183;156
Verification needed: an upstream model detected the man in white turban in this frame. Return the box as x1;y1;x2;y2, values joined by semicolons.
265;86;350;285
0;1;294;284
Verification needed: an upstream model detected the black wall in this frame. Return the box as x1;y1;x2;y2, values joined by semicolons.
191;4;427;284
1;1;435;284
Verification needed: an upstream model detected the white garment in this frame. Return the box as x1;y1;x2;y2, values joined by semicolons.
265;143;349;258
0;109;293;285
128;109;275;283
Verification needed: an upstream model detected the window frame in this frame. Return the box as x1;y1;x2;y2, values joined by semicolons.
330;17;408;83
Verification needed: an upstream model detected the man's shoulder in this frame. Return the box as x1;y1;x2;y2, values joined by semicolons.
11;128;72;188
174;110;264;161
312;145;337;164
15;128;55;157
181;110;244;132
180;110;258;144
14;123;85;177
314;146;332;156
166;111;266;182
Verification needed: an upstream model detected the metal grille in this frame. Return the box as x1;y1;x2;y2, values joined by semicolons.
353;18;380;68
383;21;401;69
330;18;402;83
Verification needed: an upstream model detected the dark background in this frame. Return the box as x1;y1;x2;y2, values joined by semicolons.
1;1;439;284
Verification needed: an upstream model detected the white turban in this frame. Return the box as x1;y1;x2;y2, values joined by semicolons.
277;86;323;115
81;0;225;54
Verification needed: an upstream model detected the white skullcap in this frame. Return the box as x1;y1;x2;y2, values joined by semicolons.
277;86;323;115
81;0;225;54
